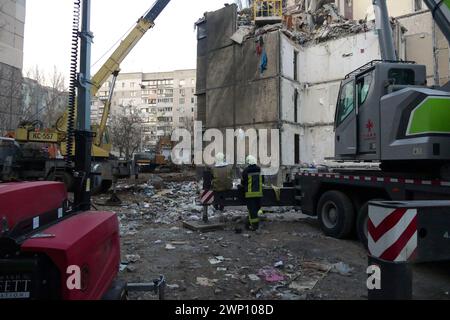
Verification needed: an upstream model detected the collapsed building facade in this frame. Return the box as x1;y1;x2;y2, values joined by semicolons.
196;1;450;183
195;2;402;180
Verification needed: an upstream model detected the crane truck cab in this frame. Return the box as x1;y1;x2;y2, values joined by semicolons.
333;60;450;179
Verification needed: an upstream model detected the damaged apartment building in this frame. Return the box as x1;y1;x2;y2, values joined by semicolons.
196;1;450;178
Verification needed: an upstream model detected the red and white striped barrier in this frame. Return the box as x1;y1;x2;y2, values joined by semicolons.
200;190;214;205
368;205;418;262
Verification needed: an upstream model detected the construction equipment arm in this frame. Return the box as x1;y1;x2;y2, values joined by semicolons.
91;0;171;96
24;1;171;151
94;71;119;146
424;0;450;44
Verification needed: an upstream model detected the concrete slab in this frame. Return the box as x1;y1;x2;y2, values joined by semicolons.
207;45;235;89
206;86;234;128
235;78;280;125
182;220;226;233
205;4;237;52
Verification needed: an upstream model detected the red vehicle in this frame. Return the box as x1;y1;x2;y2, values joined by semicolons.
0;182;123;299
0;0;171;300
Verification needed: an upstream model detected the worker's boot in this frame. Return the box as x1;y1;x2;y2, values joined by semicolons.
249;223;259;231
246;216;259;231
258;209;268;222
244;218;251;230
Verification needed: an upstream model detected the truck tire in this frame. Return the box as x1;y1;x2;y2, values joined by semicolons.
100;180;113;193
317;191;355;239
48;171;74;192
356;199;385;249
90;178;112;195
102;280;128;300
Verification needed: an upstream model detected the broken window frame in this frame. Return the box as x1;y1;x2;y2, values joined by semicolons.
294;134;300;165
414;0;423;12
197;20;207;40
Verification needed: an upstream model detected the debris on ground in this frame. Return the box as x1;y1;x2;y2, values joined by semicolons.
125;254;141;263
98;171;446;300
196;277;218;287
208;256;225;265
274;261;284;269
248;274;261;281
258;267;286;283
165;244;176;250
126;265;137;273
331;262;354;276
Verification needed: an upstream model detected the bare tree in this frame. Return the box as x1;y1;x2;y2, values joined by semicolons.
21;66;68;129
109;104;144;160
179;115;195;135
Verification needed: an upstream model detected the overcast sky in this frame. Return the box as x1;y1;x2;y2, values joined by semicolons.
23;0;227;84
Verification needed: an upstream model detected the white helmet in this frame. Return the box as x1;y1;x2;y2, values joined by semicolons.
215;152;225;165
246;155;257;165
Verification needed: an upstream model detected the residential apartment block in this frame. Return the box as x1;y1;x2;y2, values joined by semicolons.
0;0;26;134
92;69;197;149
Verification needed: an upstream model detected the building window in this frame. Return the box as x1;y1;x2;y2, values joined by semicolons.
197;20;207;40
414;0;423;11
121;82;125;88
131;82;135;88
179;80;185;87
179;98;185;105
294;89;298;123
294;134;300;165
180;89;185;96
293;50;299;81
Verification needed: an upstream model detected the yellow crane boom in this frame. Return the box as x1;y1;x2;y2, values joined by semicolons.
16;0;171;155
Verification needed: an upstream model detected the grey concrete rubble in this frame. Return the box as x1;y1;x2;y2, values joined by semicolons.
233;2;372;46
105;172;449;300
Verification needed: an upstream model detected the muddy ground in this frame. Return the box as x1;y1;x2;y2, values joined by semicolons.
92;171;450;300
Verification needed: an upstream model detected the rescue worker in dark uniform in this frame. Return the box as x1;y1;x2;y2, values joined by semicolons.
241;155;264;231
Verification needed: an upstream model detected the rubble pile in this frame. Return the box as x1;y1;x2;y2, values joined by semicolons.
116;180;203;235
313;19;368;43
233;1;371;46
101;173;301;237
109;177;237;236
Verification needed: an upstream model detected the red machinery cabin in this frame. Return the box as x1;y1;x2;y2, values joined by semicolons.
0;182;121;300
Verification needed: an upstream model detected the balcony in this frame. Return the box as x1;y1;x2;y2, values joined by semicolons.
253;0;282;26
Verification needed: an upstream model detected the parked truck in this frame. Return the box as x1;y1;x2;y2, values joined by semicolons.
209;0;450;247
1;0;171;193
0;0;171;301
